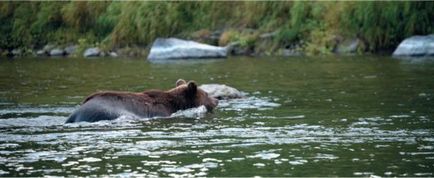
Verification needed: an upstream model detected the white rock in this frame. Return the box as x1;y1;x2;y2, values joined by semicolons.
199;84;244;99
147;38;227;60
49;48;65;56
83;47;101;57
393;34;434;57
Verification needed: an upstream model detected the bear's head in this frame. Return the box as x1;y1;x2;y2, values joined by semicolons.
171;79;218;112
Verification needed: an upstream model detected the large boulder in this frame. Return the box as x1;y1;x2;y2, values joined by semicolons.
393;35;434;57
199;84;244;100
147;38;228;60
83;47;101;57
49;48;65;56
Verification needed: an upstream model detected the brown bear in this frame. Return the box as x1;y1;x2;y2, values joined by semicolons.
65;79;218;123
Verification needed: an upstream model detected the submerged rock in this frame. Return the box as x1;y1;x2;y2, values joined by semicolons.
83;47;101;57
49;48;65;56
147;38;227;60
199;84;244;100
393;35;434;57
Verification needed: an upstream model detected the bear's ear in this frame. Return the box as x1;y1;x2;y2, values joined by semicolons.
176;79;187;87
186;81;197;96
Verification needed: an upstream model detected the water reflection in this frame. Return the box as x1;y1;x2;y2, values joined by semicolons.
0;56;433;176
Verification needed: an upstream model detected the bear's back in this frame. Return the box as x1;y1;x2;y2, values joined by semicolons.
66;91;174;123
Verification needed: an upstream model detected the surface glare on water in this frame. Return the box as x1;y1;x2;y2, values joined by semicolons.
0;56;433;177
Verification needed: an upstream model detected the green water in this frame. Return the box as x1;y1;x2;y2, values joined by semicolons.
0;56;433;176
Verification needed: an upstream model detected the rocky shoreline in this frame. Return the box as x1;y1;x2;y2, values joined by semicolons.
1;29;433;59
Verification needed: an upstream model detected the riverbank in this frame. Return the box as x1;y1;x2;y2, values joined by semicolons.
1;2;433;58
3;30;432;59
0;27;395;58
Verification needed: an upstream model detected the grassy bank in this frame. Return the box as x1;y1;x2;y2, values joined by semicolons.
1;1;433;56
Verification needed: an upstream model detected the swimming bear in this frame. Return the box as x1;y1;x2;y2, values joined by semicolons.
65;79;218;123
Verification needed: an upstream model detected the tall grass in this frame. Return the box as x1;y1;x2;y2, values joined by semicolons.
0;1;432;52
339;1;434;51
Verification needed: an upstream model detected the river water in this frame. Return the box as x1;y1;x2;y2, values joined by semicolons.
0;56;433;176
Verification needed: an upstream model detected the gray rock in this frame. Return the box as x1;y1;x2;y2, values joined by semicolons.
11;49;22;56
36;50;47;56
49;48;65;56
100;51;107;57
43;44;56;51
64;45;77;55
210;30;223;41
226;42;253;56
199;84;244;100
259;31;278;39
336;38;363;54
147;38;227;60
83;47;101;57
109;52;118;57
393;35;434;57
280;48;302;57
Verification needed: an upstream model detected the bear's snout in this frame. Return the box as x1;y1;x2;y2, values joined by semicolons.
205;97;218;112
212;97;218;107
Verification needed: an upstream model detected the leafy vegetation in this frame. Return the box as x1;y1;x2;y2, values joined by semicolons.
0;1;433;54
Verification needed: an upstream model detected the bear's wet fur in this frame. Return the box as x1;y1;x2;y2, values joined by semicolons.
65;79;218;123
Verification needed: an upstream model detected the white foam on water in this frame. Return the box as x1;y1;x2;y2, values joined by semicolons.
169;105;208;118
389;114;411;118
160;166;194;173
288;159;308;165
0;98;432;177
218;96;281;111
0;115;66;128
314;153;339;160
0;170;9;175
0;106;75;115
253;163;266;167
414;173;433;176
23;150;67;163
248;152;280;160
78;157;102;163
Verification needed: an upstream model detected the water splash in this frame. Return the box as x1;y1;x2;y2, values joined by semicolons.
218;96;281;111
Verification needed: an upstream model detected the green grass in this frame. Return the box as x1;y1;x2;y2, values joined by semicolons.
0;1;433;54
